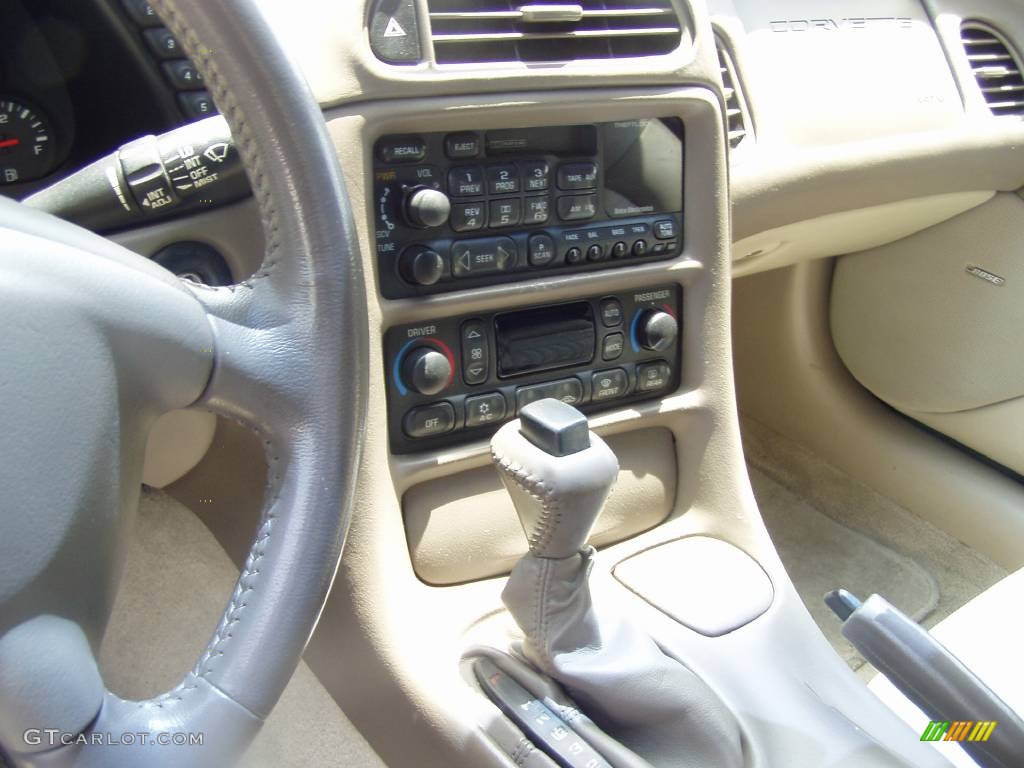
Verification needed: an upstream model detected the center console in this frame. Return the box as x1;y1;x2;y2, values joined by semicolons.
377;117;688;453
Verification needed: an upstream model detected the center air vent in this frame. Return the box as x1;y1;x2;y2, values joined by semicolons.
426;1;683;65
715;37;751;149
960;21;1024;117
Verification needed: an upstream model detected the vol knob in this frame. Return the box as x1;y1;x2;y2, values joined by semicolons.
402;347;452;396
405;187;451;228
399;246;445;286
638;310;678;353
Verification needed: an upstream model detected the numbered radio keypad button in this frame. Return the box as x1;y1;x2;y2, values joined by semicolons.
448;166;484;197
486;164;520;195
488;199;521;228
521;160;550;192
524;196;550;224
451;201;486;232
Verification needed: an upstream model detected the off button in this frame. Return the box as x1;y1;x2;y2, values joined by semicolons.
403;402;455;439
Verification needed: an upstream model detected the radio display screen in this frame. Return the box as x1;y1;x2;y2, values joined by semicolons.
602;118;683;218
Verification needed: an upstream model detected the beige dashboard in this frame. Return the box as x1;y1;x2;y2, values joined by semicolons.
121;2;1024;766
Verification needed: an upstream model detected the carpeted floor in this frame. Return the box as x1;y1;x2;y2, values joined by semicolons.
741;417;1007;676
100;488;385;768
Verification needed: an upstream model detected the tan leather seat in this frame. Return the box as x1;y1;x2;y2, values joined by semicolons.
868;568;1024;768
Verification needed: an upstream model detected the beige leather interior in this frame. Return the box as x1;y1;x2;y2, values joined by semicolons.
72;0;1024;764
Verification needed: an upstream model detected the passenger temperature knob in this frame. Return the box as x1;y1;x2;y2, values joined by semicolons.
404;187;451;228
637;310;678;353
402;347;452;396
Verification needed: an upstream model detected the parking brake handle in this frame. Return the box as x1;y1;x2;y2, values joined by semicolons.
827;589;1024;768
24;115;249;231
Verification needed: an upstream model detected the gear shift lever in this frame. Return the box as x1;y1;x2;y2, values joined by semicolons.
492;399;744;768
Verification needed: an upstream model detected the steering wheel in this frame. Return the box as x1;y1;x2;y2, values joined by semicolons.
0;1;366;765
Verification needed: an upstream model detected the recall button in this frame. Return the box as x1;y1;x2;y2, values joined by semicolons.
376;135;427;164
516;378;584;412
591;368;628;402
451;237;517;278
465;392;507;428
403;401;455;439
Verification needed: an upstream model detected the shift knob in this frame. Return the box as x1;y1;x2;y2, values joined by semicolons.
491;399;618;559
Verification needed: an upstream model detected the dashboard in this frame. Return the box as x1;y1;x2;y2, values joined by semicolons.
8;2;1024;767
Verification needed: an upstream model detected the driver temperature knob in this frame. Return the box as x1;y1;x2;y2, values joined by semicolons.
637;310;678;353
404;187;451;229
402;346;452;396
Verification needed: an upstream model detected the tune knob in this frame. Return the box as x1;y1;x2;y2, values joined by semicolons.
402;346;452;396
399;246;445;286
637;310;678;353
404;187;451;228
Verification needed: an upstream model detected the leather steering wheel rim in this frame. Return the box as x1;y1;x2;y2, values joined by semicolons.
0;0;367;765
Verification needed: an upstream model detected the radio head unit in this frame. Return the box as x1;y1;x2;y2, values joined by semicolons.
373;119;684;298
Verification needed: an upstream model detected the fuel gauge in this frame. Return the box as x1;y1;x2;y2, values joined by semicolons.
0;97;57;185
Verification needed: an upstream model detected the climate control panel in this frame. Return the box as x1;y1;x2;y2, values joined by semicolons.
385;286;682;453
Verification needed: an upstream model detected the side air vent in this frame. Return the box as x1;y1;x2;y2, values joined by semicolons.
715;37;751;149
960;21;1024;117
426;1;683;65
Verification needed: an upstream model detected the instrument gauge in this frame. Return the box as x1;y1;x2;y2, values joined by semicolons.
0;97;58;185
